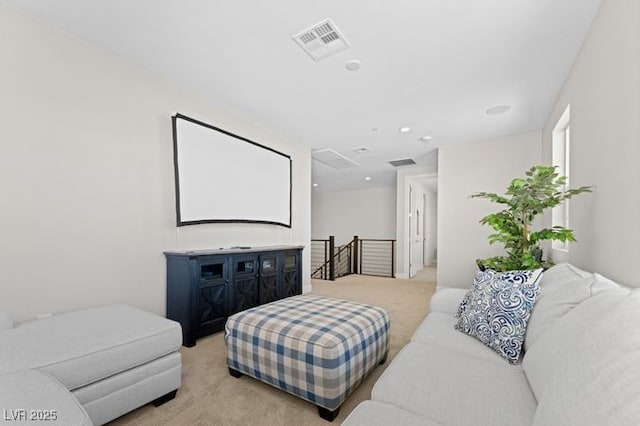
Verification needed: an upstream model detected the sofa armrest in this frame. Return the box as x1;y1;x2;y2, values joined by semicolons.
0;369;92;425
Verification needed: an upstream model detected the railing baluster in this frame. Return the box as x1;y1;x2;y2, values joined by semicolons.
329;236;335;281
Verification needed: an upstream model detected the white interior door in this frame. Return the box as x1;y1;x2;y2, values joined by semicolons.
408;185;415;277
409;184;422;277
423;193;430;265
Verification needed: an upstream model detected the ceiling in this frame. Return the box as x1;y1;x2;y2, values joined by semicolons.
8;0;602;192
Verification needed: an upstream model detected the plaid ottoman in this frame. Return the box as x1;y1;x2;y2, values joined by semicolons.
225;295;390;421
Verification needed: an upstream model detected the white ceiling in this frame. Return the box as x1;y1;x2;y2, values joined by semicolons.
8;0;602;192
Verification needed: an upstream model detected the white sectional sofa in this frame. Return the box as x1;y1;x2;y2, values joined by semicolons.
0;304;182;425
343;263;640;425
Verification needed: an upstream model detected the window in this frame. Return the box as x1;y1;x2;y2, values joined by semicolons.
552;105;571;251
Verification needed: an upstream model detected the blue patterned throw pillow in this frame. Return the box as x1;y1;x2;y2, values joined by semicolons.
455;268;543;364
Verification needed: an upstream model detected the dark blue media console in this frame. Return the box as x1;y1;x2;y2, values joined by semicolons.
164;245;303;347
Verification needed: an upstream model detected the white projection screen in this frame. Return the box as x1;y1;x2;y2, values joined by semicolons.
172;114;292;227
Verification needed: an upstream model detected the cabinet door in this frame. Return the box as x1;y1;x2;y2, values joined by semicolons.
259;254;280;305
280;250;301;297
230;255;259;314
197;259;229;334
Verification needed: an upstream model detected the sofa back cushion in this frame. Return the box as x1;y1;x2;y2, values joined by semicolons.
523;288;640;425
539;262;591;283
525;264;626;352
428;288;468;314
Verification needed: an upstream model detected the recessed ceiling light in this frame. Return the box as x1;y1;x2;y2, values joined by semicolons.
420;135;432;141
365;176;372;181
399;126;411;133
486;105;511;115
354;147;369;154
313;183;318;187
345;59;361;71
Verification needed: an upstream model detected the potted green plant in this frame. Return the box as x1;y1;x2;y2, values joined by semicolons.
471;165;592;271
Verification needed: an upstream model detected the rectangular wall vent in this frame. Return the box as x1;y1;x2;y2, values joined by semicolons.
312;148;359;169
292;18;350;61
389;159;416;167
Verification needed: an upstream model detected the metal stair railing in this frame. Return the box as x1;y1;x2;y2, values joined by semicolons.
358;238;396;278
311;235;396;280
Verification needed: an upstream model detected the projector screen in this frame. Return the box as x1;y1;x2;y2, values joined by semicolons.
172;113;292;227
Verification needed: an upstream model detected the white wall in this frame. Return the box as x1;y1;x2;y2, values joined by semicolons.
542;0;640;287
0;3;311;321
437;131;541;288
311;186;396;245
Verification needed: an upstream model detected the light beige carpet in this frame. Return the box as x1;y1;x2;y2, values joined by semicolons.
110;270;436;425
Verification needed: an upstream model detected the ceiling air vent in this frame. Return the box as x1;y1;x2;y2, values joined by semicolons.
389;159;416;167
312;149;359;169
292;18;350;61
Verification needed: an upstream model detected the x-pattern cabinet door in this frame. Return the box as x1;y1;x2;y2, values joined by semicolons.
197;259;229;337
231;255;259;314
280;251;301;297
259;254;280;304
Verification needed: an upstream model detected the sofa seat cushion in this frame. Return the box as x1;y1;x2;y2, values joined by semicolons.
428;288;467;314
1;304;182;390
411;312;511;365
371;341;536;426
0;369;92;425
343;400;442;426
523;289;640;425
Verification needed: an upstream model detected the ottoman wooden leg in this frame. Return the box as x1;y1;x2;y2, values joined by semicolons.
228;367;243;378
318;406;340;422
